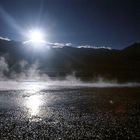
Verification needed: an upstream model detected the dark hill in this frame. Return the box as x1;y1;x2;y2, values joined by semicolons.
0;39;140;82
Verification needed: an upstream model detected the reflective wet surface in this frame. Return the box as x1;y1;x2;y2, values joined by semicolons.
0;86;140;139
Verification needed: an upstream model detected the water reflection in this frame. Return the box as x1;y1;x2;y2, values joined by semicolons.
26;95;42;116
24;91;55;122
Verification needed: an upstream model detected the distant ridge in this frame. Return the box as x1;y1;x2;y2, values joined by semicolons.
0;38;140;82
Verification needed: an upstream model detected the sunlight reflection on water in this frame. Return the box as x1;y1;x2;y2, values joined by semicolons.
23;82;45;120
24;89;53;122
26;95;42;116
24;94;51;122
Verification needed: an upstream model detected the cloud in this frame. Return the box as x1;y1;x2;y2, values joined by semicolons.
46;42;112;50
78;45;112;50
0;35;112;50
0;36;11;41
47;42;72;48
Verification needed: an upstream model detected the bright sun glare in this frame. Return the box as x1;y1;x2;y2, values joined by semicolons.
30;30;44;42
24;29;46;45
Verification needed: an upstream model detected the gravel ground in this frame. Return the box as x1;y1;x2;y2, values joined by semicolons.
0;87;140;139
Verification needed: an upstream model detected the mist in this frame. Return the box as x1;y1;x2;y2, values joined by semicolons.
0;56;140;91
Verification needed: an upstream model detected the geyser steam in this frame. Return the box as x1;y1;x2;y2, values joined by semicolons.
0;55;140;91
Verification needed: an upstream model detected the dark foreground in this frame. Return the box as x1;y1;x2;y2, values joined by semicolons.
0;86;140;139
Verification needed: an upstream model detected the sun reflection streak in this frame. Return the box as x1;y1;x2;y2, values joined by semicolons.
23;82;53;121
26;95;42;116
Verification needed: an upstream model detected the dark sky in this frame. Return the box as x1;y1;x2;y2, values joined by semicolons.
0;0;139;49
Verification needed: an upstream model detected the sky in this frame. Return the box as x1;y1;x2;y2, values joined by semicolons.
0;0;139;49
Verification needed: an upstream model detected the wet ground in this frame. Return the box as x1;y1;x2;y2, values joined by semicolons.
0;86;140;139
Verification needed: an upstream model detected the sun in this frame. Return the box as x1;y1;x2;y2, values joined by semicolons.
24;29;46;45
30;30;44;43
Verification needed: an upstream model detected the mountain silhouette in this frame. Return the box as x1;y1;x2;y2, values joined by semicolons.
0;38;140;82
